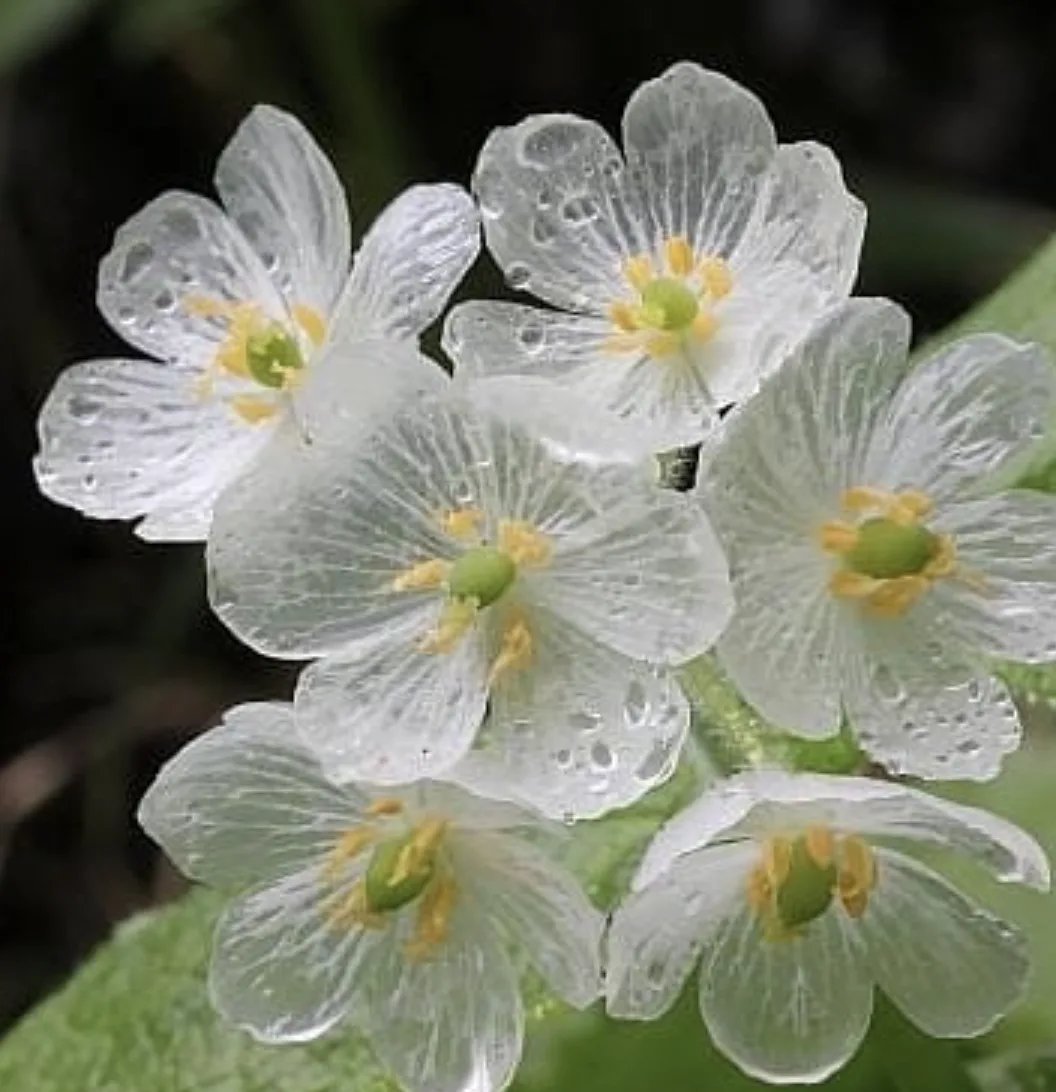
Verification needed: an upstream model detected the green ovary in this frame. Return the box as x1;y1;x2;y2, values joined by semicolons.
775;838;837;930
245;324;305;388
364;835;435;913
640;278;699;331
447;546;517;607
844;517;940;579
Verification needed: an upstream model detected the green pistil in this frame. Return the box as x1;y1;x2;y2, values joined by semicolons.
363;835;435;913
844;517;940;579
775;838;837;930
246;324;305;388
640;278;699;332
447;546;516;607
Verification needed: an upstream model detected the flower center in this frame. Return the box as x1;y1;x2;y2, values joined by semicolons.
446;546;517;607
747;826;877;941
818;486;958;617
604;235;732;360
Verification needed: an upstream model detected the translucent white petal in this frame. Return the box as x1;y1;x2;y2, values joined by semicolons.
862;848;1030;1037
215;104;351;316
607;842;752;1019
336;183;480;341
534;490;732;664
294;627;490;784
621;62;776;256
416;780;545;833
865;334;1056;501
455;831;603;1007
929;492;1056;662
356;911;524;1092
137;702;363;887
732;141;865;298
33;356;273;542
456;612;688;819
97;191;286;366
209;864;377;1043
715;548;845;740
474;114;648;311
700;900;872;1084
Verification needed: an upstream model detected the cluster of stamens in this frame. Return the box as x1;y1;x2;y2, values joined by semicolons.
605;236;733;360
818;486;962;617
746;825;878;941
185;295;326;424
322;797;457;960
391;507;552;686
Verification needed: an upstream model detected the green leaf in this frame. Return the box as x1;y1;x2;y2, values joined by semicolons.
0;0;96;73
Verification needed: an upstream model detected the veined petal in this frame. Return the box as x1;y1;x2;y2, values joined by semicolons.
98;191;286;366
137;702;363;888
34;356;272;541
456;831;603;1008
930;492;1056;662
700;900;872;1084
474;114;647;312
621;62;776;256
606;842;752;1019
215;104;351;317
865;334;1056;501
862;849;1030;1037
456;613;688;820
535;490;732;664
209;864;377;1043
356;911;524;1092
336;183;480;341
294;626;490;784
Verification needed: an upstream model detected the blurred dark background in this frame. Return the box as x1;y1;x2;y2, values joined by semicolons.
2;0;1056;1037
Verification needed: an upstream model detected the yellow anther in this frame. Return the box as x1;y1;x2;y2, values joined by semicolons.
389;819;448;887
746;862;772;913
293;303;327;347
497;520;552;568
838;486;931;523
392;558;450;592
623;254;655;292
609;301;641;333
365;797;405;818
325;880;387;930
699;256;733;300
836;836;877;919
664;236;694;276
419;598;479;654
761;835;793;888
804;826;835;869
324;826;376;882
818;521;860;553
441;507;484;541
645;332;679;358
184;294;242;319
405;873;458;961
690;311;718;343
488;615;534;686
229;394;279;424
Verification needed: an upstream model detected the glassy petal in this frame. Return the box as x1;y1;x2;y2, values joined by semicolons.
215;104;351;316
865;334;1056;501
34;356;272;542
98;191;286;366
337;183;480;340
607;842;752;1019
701;901;871;1084
357;912;524;1092
294;627;490;784
863;849;1030;1037
475;114;647;311
137;702;363;887
457;612;688;819
621;62;775;256
456;831;603;1007
209;864;376;1043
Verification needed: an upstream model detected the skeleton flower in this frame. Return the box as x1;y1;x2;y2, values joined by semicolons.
207;378;733;819
606;770;1049;1084
701;296;1056;780
443;61;864;449
34;104;477;540
138;703;602;1092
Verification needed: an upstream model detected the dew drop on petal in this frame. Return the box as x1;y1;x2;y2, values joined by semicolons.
506;263;532;291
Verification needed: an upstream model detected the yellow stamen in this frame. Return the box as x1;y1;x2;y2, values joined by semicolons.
228;394;279;424
690;311;718;343
497;520;552;568
623;254;654;292
325;880;387;930
487;615;534;686
664;236;694;276
405;873;457;960
323;826;376;886
392;558;450;592
818;521;860;553
761;835;793;888
419;598;479;654
699;256;733;300
365;797;405;818
804;826;835;869
293;303;327;347
836;836;877;919
609;301;640;333
645;332;679;358
389;819;448;887
441;507;484;541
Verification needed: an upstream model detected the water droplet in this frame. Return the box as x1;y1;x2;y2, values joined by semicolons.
531;216;559;247
569;711;600;734
873;665;905;704
506;263;532;291
474;167;506;218
518;322;545;352
153;289;176;313
590;741;615;769
120;242;154;284
561;195;599;225
520;123;584;168
536;186;554;210
164;207;201;243
555;748;572;769
624;680;648;724
67;394;101;423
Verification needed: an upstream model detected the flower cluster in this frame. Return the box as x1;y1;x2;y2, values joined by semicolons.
34;63;1055;1090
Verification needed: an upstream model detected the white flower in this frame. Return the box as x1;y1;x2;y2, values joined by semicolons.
442;61;864;450
606;769;1049;1085
33;104;478;541
206;378;733;819
701;296;1056;780
137;702;603;1092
